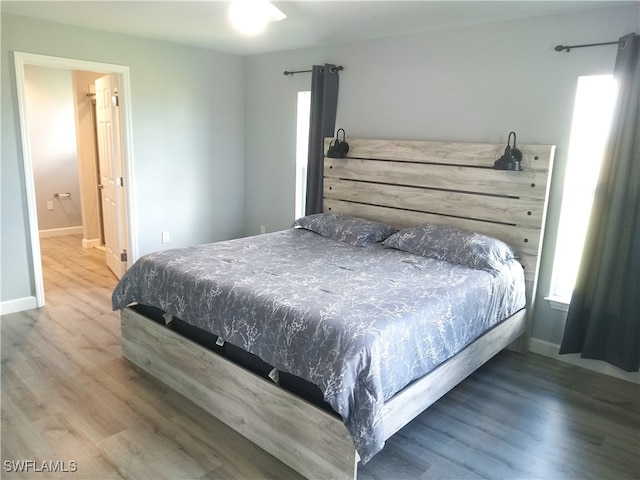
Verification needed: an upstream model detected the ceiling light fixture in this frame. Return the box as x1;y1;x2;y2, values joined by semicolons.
228;0;286;36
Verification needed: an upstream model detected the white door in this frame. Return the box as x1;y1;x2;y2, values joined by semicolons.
96;74;127;279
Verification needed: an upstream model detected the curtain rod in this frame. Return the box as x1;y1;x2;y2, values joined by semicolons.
554;40;624;53
284;65;343;76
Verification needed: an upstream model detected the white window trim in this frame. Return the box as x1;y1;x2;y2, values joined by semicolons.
545;295;570;312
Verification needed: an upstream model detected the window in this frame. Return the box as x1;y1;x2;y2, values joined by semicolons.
548;75;617;309
295;91;311;219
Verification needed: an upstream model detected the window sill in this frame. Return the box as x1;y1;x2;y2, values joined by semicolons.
545;296;570;313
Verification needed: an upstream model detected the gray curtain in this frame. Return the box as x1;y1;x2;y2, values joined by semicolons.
560;33;640;372
305;64;339;215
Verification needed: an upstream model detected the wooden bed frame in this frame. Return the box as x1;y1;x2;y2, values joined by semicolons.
121;137;555;479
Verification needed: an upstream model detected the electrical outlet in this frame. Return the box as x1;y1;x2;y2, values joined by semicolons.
47;201;54;210
162;231;170;243
260;225;266;234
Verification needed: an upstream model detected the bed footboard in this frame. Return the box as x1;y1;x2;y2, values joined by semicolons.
121;307;357;480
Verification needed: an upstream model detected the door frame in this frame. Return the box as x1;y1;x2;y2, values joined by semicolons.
14;51;137;307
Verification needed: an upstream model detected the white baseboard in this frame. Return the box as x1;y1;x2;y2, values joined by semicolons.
82;238;102;248
0;296;38;315
39;226;83;238
529;337;639;384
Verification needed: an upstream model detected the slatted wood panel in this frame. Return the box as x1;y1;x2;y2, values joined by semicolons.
324;179;544;227
339;138;552;172
326;157;549;200
322;137;555;313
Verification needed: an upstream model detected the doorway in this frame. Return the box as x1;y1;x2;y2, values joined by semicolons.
14;52;137;308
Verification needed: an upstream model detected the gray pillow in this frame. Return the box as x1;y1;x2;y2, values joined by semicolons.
383;223;518;271
293;213;397;247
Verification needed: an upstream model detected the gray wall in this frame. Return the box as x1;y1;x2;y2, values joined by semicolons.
25;65;83;232
243;4;639;349
1;13;245;304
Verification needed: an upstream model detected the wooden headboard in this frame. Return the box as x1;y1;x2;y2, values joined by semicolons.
323;137;555;345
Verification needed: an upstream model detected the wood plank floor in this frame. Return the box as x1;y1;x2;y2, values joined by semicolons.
2;234;639;479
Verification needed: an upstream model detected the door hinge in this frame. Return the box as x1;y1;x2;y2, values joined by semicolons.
120;251;128;262
112;94;119;107
117;177;124;187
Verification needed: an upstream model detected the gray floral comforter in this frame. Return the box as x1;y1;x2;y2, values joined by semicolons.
112;228;525;462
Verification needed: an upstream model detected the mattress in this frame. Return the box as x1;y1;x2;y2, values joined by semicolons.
112;228;525;462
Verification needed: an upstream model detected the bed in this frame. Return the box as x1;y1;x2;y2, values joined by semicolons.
113;137;555;479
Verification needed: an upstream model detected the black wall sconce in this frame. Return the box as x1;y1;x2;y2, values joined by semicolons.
494;131;522;171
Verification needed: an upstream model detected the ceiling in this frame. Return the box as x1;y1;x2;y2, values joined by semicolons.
1;1;630;56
